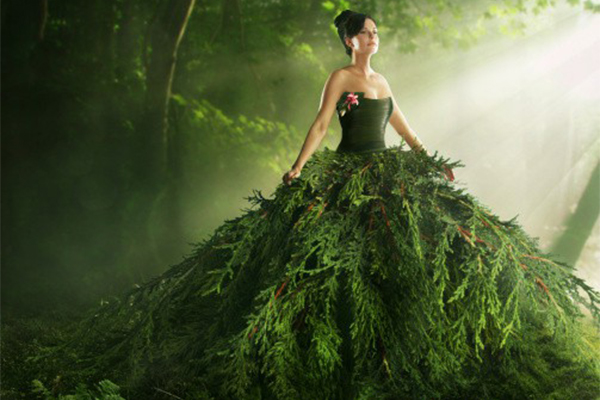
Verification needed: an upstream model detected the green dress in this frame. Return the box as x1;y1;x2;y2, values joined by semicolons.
30;92;600;399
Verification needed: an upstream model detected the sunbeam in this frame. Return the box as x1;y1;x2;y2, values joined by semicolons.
387;4;600;290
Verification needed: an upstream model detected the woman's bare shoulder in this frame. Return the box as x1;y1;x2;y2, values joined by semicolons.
373;72;393;96
324;68;351;93
329;67;353;80
373;72;390;86
336;65;354;73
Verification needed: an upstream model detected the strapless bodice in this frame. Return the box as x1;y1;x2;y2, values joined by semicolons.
335;91;393;154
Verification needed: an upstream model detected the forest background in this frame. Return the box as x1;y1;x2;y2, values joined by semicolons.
2;0;599;322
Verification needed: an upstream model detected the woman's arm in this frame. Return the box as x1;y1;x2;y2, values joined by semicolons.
383;78;455;180
379;77;429;154
388;97;429;154
283;70;345;185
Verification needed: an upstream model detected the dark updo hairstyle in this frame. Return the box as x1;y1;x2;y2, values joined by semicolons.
334;10;377;58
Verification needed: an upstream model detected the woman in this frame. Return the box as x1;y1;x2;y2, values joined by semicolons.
25;9;600;400
283;10;453;186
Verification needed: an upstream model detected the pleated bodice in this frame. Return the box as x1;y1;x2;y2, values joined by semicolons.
335;91;393;154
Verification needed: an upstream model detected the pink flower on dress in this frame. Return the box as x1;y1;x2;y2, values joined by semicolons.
344;93;359;109
339;92;360;117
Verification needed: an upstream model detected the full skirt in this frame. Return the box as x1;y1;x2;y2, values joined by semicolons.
26;145;600;399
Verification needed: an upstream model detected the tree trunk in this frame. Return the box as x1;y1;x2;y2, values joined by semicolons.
129;0;196;274
137;0;195;190
115;0;140;82
549;161;600;266
37;0;48;41
215;0;243;50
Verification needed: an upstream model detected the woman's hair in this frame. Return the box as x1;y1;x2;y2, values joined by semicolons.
334;10;377;58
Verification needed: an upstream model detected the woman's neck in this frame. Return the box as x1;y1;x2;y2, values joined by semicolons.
349;55;374;78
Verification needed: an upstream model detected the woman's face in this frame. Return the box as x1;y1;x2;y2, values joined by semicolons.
346;18;379;56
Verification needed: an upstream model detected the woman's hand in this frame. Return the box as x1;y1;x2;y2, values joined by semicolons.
282;167;302;186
